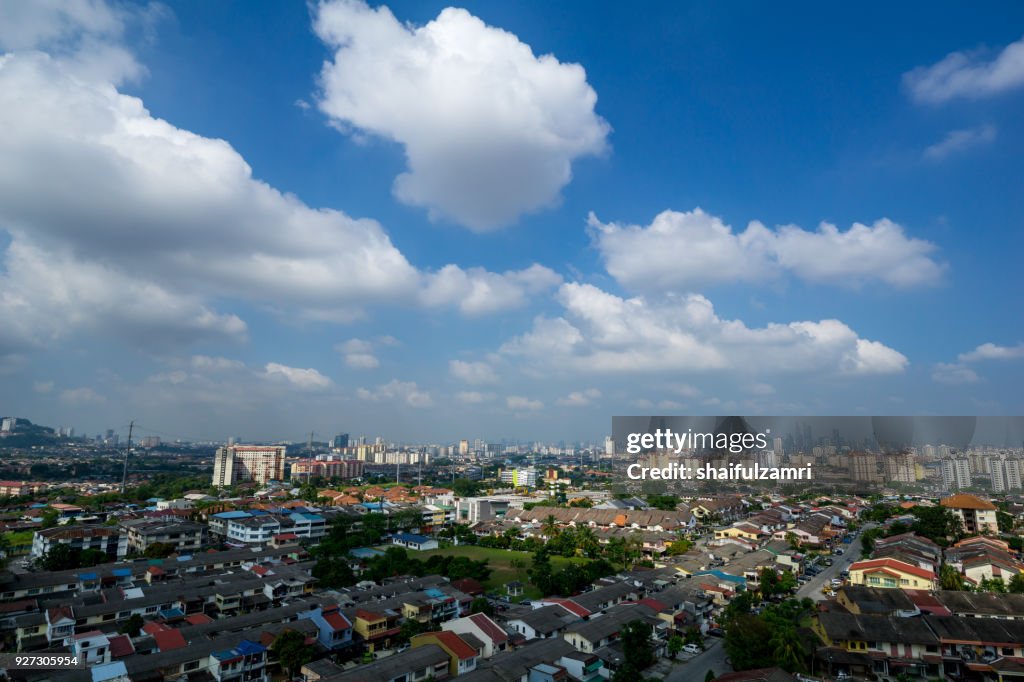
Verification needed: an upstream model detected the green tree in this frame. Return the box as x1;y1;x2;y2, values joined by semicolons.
311;556;356;588
909;506;962;546
39;543;81;571
119;613;144;637
271;630;313;678
667;635;684;659
667;538;693;556
470;597;494;616
620;620;655;672
940;564;966;591
705;670;716;682
1008;572;1024;594
143;542;176;559
41;509;59;529
979;577;1007;593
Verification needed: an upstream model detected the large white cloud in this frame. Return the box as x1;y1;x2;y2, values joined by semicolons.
421;264;562;315
590;209;944;291
0;50;556;356
499;283;908;376
904;35;1024;104
314;0;610;230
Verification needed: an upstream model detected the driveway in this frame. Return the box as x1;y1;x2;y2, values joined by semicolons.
664;638;731;682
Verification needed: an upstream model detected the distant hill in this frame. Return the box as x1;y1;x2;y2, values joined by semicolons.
0;417;58;448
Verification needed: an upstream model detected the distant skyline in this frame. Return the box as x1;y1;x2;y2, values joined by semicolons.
1;2;1023;442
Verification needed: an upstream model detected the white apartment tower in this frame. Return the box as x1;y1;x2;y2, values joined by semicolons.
941;456;972;491
991;457;1022;492
213;445;286;487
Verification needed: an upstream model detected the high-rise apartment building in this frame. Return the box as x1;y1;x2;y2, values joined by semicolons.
941;457;972;491
884;452;917;484
212;445;286;487
849;453;880;483
991;457;1022;492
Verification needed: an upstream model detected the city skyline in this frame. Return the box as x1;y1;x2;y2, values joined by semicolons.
1;2;1023;441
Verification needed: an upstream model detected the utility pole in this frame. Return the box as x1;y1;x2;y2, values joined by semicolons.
120;420;134;494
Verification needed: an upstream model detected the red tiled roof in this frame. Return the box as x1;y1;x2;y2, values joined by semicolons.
153;629;187;651
468;613;510;644
107;634;135;658
355;609;384;622
544;598;591;618
143;622;170;635
425;630;477;660
322;608;351;631
185;614;214;625
850;558;935;581
940;494;997;511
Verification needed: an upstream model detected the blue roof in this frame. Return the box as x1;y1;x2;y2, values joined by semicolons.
424;588;445;598
392;532;431;544
91;662;127;682
215;639;266;660
694;569;746;585
349;547;385;559
249;509;269;516
176;554;193;562
78;572;99;581
111;568;132;577
159;607;185;619
213;510;252;519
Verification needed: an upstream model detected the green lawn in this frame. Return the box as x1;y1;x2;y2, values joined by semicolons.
416;545;586;600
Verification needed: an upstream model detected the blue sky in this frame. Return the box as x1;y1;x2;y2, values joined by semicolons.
0;1;1022;442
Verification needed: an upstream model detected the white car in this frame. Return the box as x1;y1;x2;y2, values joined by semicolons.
682;643;702;655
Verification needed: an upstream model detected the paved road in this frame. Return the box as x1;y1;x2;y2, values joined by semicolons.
665;638;730;682
797;525;872;601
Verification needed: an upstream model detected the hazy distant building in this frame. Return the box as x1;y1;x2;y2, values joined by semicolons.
941;457;972;491
499;467;537;488
213;445;286;487
884;452;917;484
604;436;615;457
459;439;470;456
849;453;880;483
991;457;1022;492
290;458;364;481
0;417;14;433
332;433;350;449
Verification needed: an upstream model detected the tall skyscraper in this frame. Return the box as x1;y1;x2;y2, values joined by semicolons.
884;452;917;484
991;457;1022;492
941;457;972;491
332;433;350;449
212;445;286;487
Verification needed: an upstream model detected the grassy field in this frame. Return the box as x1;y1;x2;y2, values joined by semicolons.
417;545;586;600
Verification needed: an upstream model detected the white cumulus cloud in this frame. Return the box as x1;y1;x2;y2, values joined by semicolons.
357;380;433;408
314;0;610;230
904;35;1024;104
421;264;562;315
263;363;333;391
449;360;499;385
557;388;601;407
590;209;944;291
958;342;1024;363
923;124;997;161
500;283;908;376
455;391;495;404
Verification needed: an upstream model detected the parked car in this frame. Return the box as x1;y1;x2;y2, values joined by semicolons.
683;643;702;655
833;548;844;556
707;628;725;638
519;599;532;606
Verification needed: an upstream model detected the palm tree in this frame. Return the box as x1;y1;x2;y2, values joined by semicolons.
542;514;560;539
769;626;805;673
575;525;601;558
